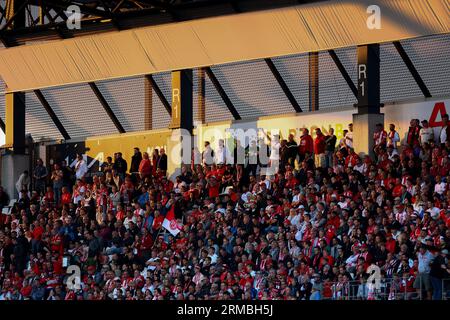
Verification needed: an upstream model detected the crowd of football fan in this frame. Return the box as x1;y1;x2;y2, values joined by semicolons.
0;116;450;300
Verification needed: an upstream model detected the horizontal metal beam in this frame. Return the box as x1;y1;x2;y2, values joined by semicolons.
205;67;241;120
145;75;172;116
393;41;432;98
265;58;302;112
328;50;357;98
34;90;71;140
5;0;325;46
88;82;126;133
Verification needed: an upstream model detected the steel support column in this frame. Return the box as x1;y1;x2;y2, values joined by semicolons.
309;52;319;112
4;0;26;153
144;75;153;130
353;44;383;158
5;92;26;154
167;69;194;179
88;82;126;133
205;67;241;120
356;44;380;114
197;68;206;124
170;69;193;133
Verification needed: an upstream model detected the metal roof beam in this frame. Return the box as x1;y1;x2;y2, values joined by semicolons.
328;49;358;98
145;75;172;116
265;58;302;112
34;89;71;140
88;82;126;133
205;67;241;120
393;41;432;98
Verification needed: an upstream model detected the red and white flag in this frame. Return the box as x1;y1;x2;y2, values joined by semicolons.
162;205;182;236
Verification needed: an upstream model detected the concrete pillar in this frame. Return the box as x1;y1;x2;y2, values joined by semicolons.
1;153;30;199
353;113;384;158
353;44;382;157
168;70;193;180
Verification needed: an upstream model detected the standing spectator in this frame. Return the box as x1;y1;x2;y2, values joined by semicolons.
439;114;450;147
344;123;353;149
373;123;387;161
138;152;152;180
414;245;434;300
33;159;48;196
151;149;160;177
298;128;313;163
130;147;142;174
430;249;449;300
101;156;114;173
286;134;298;167
113;152;128;180
314;128;326;169
202;142;214;166
325;128;337;168
51;163;64;207
269;134;281;175
245;140;259;177
75;154;88;181
419;120;434;146
387;123;400;150
406;119;421;147
15;171;30;198
157;148;168;174
215;139;228;165
61;160;73;189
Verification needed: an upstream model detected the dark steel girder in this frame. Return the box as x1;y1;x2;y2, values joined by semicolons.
0;117;5;134
393;41;432;98
205;67;241;120
34;89;71;140
89;82;126;133
145;75;172;116
265;58;302;112
328;50;358;98
1;0;326;46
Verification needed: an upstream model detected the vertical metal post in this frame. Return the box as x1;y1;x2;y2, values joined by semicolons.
144;75;153;130
197;68;206;125
170;69;193;133
309;52;319;112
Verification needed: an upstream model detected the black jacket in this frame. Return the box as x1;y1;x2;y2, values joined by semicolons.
158;154;168;171
130;152;142;173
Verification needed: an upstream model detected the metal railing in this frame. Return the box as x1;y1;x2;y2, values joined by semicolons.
317;277;450;300
319;278;417;300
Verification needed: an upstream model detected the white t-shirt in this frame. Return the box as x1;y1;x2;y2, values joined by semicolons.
75;159;88;179
434;182;446;195
420;127;434;144
345;132;353;148
215;146;227;164
440;126;448;144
